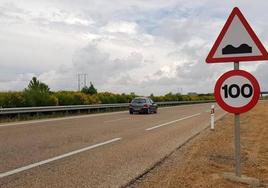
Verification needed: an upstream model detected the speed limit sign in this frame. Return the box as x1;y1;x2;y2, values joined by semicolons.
214;70;260;114
208;7;265;179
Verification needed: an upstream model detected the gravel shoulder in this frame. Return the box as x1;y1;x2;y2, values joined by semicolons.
130;101;268;188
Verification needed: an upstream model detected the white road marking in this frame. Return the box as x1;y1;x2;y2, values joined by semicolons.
104;118;130;123
0;137;122;178
159;103;216;110
146;113;201;131
0;111;127;128
0;103;215;128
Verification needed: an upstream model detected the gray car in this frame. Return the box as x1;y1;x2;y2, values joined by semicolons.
129;97;158;114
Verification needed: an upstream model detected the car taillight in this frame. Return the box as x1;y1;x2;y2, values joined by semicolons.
144;104;149;108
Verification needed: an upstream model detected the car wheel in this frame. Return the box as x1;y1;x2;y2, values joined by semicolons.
154;109;157;114
129;110;133;114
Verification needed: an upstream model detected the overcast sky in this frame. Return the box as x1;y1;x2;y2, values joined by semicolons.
1;0;268;95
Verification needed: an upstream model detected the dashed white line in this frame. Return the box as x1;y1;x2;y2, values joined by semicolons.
146;113;201;131
0;137;122;178
0;103;215;128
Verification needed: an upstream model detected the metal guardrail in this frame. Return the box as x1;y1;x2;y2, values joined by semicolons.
0;100;215;115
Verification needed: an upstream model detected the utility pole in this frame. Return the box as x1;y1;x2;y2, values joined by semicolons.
78;74;80;91
84;74;87;87
77;73;88;91
178;88;183;95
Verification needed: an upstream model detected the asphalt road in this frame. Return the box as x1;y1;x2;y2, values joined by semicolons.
0;103;226;188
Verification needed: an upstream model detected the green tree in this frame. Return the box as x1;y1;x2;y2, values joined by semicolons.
27;77;50;93
81;82;97;95
24;77;58;106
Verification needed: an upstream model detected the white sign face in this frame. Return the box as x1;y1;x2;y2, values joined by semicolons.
220;75;253;107
214;15;261;58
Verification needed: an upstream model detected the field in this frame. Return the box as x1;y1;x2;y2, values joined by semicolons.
131;101;268;188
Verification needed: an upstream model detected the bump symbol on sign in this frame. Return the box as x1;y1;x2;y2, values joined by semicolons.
222;44;252;55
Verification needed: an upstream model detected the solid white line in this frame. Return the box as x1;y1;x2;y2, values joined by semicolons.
0;137;122;178
146;113;201;131
159;102;216;110
0;111;127;128
104;118;130;123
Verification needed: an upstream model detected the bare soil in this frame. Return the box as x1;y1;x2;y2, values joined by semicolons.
130;101;268;188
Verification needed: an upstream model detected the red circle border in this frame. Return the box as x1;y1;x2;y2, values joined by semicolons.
214;70;260;114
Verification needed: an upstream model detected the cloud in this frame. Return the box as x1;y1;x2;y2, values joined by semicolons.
253;63;268;91
29;44;144;92
1;0;268;95
101;21;139;35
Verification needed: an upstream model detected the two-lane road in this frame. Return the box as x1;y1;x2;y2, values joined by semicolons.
0;103;225;188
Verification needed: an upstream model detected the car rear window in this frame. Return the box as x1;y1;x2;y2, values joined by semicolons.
132;99;146;103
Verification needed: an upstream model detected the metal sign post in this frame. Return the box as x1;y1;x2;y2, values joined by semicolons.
206;7;265;186
214;66;260;179
234;113;241;177
234;61;241;177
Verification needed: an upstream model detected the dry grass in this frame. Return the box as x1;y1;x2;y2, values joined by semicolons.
131;101;268;188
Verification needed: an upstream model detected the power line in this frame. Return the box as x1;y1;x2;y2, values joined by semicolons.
77;73;88;91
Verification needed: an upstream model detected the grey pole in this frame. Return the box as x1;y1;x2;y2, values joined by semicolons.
234;61;241;177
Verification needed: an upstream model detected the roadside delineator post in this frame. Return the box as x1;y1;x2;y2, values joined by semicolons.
210;105;215;130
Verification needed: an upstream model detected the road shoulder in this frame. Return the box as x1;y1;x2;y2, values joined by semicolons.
128;101;268;188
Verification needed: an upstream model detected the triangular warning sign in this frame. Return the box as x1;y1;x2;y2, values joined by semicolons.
206;7;268;63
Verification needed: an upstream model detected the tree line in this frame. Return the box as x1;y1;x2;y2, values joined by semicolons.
0;77;214;108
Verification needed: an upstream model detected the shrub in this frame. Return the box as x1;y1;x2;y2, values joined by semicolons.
55;91;76;105
0;92;25;108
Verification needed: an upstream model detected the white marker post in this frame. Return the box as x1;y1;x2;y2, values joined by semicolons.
210;105;215;130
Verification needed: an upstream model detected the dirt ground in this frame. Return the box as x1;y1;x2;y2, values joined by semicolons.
130;101;268;188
